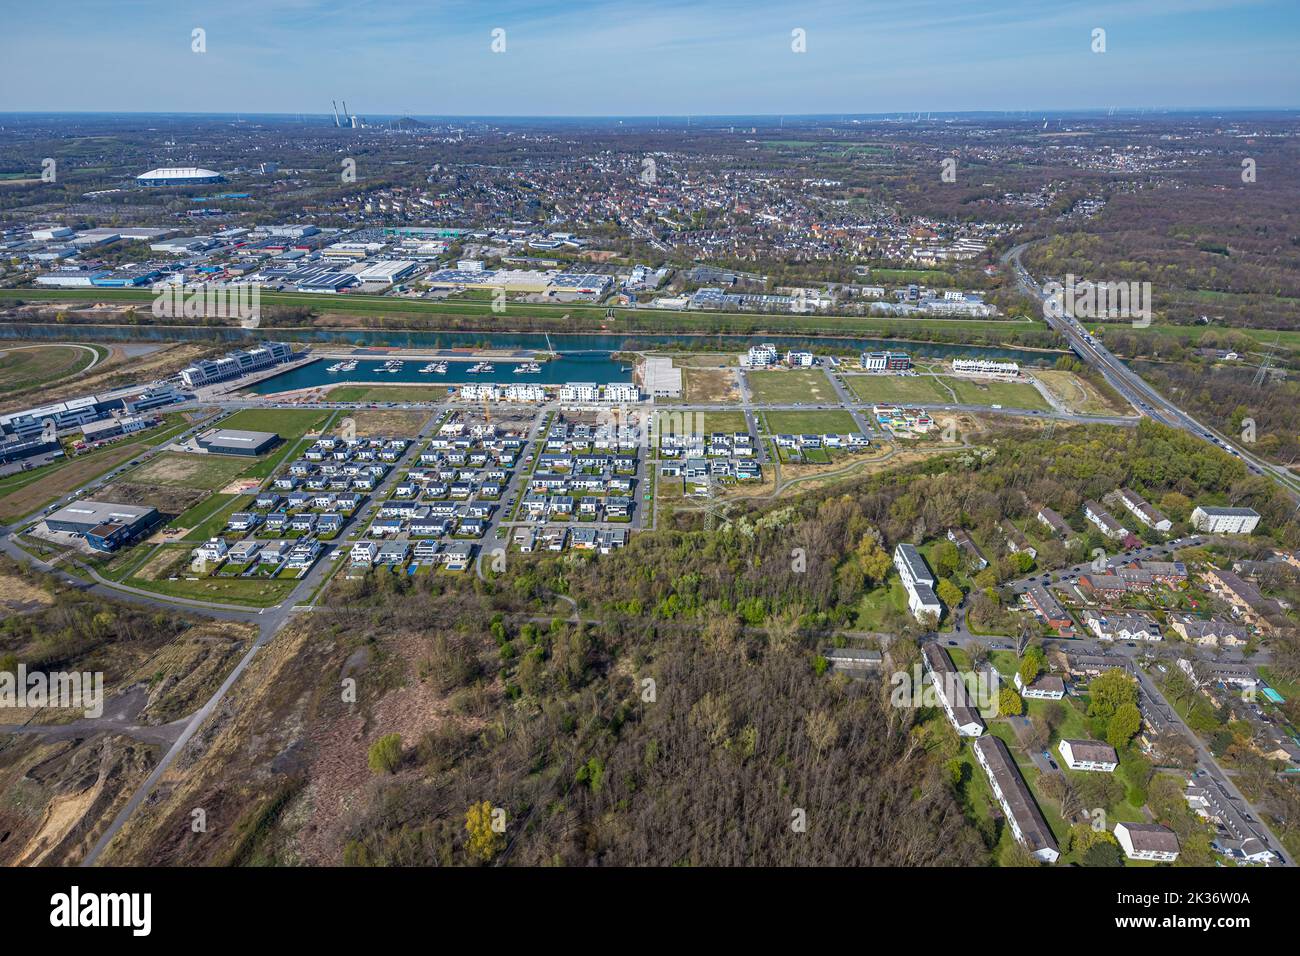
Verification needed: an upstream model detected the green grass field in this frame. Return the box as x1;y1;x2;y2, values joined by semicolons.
125;568;299;607
855;578;908;630
654;409;749;438
0;343;104;398
845;375;948;404
0;287;1040;341
746;369;836;404
124;453;252;490
218;407;332;439
179;494;257;541
763;409;861;435
946;378;1049;411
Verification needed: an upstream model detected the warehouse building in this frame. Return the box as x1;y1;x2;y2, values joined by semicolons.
45;500;160;552
0;382;186;440
196;428;281;457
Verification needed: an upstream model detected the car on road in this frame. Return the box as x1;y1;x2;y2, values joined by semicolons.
947;640;958;646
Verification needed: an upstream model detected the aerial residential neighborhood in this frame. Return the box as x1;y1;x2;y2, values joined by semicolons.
0;0;1296;934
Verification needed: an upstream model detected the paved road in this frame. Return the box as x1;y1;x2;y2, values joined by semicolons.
1003;242;1300;500
1134;666;1292;866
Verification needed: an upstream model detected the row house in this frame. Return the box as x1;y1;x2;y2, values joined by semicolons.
1177;658;1258;690
1117;488;1172;533
1200;568;1282;629
1022;584;1072;630
1084;500;1128;540
1036;505;1075;542
946;528;989;571
1166;613;1250;648
1082;609;1162;642
1000;520;1037;559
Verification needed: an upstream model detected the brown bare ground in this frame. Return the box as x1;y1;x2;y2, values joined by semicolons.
0;570;55;612
682;367;739;403
350;409;428;436
0;443;142;522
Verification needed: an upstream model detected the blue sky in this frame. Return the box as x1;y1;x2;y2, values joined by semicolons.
1;0;1296;115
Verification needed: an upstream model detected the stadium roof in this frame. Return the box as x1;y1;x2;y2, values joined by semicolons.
137;167;221;181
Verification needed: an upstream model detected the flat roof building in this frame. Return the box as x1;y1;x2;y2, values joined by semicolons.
45;500;159;551
1191;505;1261;535
196;428;280;457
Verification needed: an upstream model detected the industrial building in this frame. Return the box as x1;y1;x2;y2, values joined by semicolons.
354;260;421;284
195;428;281;457
0;383;186;440
0;433;61;465
136;167;224;186
44;500;160;552
80;415;153;442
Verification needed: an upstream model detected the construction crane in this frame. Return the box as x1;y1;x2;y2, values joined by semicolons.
331;100;341;127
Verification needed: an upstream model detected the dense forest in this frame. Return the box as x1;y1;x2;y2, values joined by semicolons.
296;419;1300;866
1132;359;1300;465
